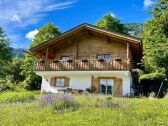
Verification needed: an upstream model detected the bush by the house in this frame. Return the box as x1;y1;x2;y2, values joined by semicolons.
139;72;166;82
139;72;167;97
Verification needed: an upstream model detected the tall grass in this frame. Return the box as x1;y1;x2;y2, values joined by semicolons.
0;92;35;103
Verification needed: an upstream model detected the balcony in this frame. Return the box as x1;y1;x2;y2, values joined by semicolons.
34;58;133;71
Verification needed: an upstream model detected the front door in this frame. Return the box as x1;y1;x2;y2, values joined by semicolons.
100;78;114;95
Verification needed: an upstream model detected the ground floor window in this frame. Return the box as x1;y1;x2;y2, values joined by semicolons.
100;78;114;95
56;78;65;87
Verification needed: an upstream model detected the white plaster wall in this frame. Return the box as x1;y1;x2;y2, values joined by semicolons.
37;71;131;96
68;75;92;90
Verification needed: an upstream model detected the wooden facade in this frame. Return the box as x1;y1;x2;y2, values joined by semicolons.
29;23;141;71
54;35;131;60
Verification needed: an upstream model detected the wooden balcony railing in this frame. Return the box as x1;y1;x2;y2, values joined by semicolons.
34;59;133;71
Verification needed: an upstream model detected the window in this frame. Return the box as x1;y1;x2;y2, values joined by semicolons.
56;78;64;87
100;78;114;95
97;54;112;59
61;56;70;61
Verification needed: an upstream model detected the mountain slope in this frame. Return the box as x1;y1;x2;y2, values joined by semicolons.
124;23;144;37
12;48;25;58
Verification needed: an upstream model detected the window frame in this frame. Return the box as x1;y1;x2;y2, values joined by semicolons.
99;77;115;95
97;54;112;59
60;56;70;61
56;77;65;87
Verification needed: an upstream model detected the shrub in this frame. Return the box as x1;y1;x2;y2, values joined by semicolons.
0;92;35;103
0;80;15;92
13;85;27;92
0;80;27;93
51;100;80;113
139;72;166;83
139;72;167;97
39;94;80;113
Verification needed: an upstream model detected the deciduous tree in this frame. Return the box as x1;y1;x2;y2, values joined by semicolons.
0;27;12;78
96;13;127;34
22;23;61;90
142;0;168;73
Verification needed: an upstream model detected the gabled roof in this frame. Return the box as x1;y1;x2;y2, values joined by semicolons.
29;23;141;52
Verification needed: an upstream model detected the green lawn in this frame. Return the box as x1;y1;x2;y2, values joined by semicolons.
0;92;168;126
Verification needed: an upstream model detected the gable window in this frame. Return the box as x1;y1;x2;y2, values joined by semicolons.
61;56;70;61
56;78;64;87
97;54;112;59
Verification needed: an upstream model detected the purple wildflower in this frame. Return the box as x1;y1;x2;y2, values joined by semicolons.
39;94;75;108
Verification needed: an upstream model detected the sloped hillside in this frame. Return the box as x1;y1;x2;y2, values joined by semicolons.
124;23;144;37
12;48;25;58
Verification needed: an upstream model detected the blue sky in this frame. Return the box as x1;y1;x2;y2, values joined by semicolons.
0;0;155;49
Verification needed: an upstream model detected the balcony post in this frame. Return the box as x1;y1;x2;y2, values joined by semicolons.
76;40;79;59
127;42;130;59
45;48;49;70
127;42;130;69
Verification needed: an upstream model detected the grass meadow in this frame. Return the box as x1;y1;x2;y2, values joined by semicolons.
0;92;168;126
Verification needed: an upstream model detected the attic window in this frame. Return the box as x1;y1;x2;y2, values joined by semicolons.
61;56;70;61
97;54;112;59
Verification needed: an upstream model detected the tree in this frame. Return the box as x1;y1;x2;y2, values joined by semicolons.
96;13;127;34
140;0;168;97
21;23;61;90
10;57;25;84
0;27;12;78
30;23;61;48
142;0;168;73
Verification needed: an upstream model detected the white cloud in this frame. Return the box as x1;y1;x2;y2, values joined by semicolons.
44;1;75;11
144;0;154;9
25;29;38;40
0;0;77;26
110;12;116;17
11;14;21;23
